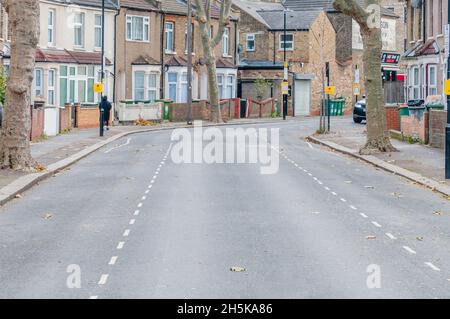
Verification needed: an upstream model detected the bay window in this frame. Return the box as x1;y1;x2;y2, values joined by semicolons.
95;15;102;48
428;65;437;96
48;9;55;47
134;71;145;101
279;33;294;51
34;69;42;97
168;73;177;101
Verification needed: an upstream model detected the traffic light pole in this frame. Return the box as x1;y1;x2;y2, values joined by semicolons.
282;7;288;120
186;0;193;125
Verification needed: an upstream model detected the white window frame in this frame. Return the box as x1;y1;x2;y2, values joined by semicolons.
226;75;234;98
428;64;438;96
94;14;102;49
409;66;420;100
222;28;230;56
134;71;146;101
168;72;178;101
279;33;294;51
126;15;150;42
73;12;85;47
148;73;158;102
48;9;55;47
217;74;224;99
246;33;255;52
34;68;42;97
165;22;175;53
48;69;56;106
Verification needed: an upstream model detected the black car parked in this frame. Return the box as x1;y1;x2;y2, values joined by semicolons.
353;98;366;123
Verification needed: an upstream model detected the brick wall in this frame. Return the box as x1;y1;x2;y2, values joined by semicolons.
400;108;429;143
76;105;100;129
385;106;401;131
59;104;72;133
169;101;209;122
30;106;44;141
429;109;446;148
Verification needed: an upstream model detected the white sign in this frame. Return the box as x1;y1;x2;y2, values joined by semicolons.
354;69;360;84
445;24;450;58
352;18;397;51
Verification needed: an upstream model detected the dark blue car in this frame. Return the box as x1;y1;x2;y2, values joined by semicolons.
353;98;366;123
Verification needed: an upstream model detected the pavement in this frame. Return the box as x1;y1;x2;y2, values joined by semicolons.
1;118;450;298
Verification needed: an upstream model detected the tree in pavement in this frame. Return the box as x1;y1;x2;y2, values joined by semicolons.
333;0;396;154
193;0;232;123
0;0;40;170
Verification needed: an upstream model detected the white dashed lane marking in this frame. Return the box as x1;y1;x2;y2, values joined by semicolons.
116;242;125;250
386;233;397;240
108;256;118;265
425;262;440;271
403;246;417;255
98;274;109;285
360;213;368;218
371;221;382;228
129;219;136;225
123;229;130;237
89;296;98;299
134;210;140;216
349;205;357;210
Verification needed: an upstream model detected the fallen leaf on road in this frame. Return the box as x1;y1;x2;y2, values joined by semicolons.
230;266;246;272
43;213;53;220
416;237;424;241
34;164;46;172
391;192;403;198
433;211;443;216
14;194;23;199
344;181;352;184
366;236;377;240
364;186;375;189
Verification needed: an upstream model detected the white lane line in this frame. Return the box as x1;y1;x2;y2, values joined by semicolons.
98;274;109;285
129;219;136;225
294;163;298;167
134;210;140;216
123;229;130;237
324;186;330;191
89;296;98;299
385;233;397;240
349;205;357;210
317;181;323;185
425;262;440;271
340;198;347;203
306;142;314;149
153;175;157;180
117;242;125;250
308;173;313;176
145;190;150;194
137;203;143;208
360;213;368;218
313;177;318;181
142;196;147;200
371;221;382;228
403;246;417;255
331;192;337;196
108;256;118;265
151;180;155;184
148;185;153;189
155;171;159;175
104;138;131;154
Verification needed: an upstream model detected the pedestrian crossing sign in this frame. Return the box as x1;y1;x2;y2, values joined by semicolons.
94;83;103;93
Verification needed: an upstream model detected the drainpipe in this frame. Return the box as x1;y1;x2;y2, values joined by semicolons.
272;31;276;64
113;9;119;109
161;12;166;100
422;0;426;42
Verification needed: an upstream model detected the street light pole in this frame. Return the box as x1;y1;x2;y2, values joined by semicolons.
283;6;288;120
186;0;193;125
99;0;105;137
446;1;450;179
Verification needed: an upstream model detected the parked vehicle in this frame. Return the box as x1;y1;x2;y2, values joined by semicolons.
353;98;366;123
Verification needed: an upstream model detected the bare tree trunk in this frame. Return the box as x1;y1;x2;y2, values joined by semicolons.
333;0;396;154
0;0;39;170
194;0;231;123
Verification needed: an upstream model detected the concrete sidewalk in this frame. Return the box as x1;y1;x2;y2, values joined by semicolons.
308;117;450;195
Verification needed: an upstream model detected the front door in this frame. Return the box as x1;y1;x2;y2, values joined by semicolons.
294;80;311;116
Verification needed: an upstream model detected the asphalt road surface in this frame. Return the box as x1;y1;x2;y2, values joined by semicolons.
1;118;450;298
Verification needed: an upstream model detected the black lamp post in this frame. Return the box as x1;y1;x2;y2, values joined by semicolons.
282;0;288;120
446;0;450;178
